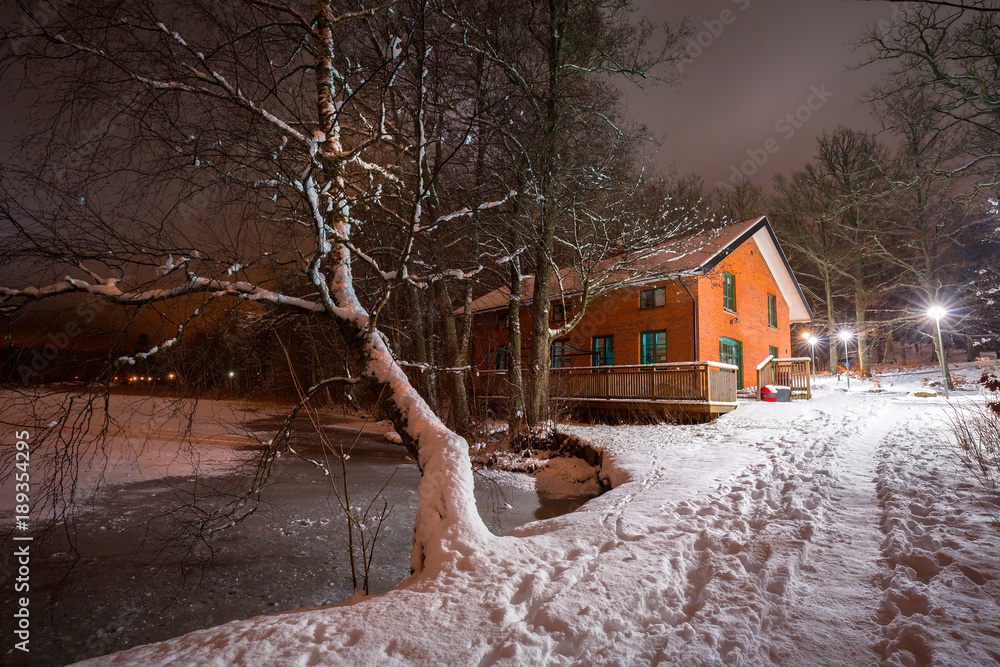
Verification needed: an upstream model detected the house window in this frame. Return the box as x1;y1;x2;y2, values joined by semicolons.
639;286;666;309
767;293;777;328
491;345;509;370
722;272;736;313
592;335;614;367
551;303;567;323
640;330;667;364
497;311;508;330
719;336;743;389
551;339;570;368
769;345;778;359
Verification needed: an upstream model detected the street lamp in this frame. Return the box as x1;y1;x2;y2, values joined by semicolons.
838;330;853;388
802;333;818;377
928;305;950;399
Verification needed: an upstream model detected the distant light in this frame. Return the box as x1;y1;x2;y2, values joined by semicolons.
228;371;235;378
838;330;853;342
806;335;818;345
168;373;175;380
928;305;947;321
801;331;811;340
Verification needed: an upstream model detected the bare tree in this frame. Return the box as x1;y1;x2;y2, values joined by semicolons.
453;0;689;434
858;2;1000;185
0;0;519;572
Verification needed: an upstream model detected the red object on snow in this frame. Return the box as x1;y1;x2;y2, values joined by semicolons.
762;385;791;402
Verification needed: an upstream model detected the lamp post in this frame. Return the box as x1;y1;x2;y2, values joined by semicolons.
803;333;818;378
928;305;950;399
838;330;853;389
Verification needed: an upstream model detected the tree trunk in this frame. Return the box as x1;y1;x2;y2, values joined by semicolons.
854;266;869;372
824;275;838;373
409;283;433;403
526;240;554;428
507;264;526;437
434;281;471;434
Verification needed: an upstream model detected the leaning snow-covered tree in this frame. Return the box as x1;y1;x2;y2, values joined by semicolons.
0;0;528;572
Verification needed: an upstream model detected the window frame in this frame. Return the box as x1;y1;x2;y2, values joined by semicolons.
592;335;614;367
550;302;567;323
492;344;509;370
767;293;777;328
769;345;778;359
639;286;666;310
719;336;744;389
722;272;736;313
640;330;667;365
551;339;571;368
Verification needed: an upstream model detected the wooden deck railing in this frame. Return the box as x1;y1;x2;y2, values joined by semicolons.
474;361;739;406
754;356;812;400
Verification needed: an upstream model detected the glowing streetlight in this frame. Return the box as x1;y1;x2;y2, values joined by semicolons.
927;305;950;399
228;370;236;378
838;330;853;388
802;333;819;377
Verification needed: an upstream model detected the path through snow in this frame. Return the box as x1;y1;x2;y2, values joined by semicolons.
77;373;1000;666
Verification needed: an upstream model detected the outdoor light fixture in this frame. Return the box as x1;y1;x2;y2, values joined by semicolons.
804;334;818;377
927;305;950;399
838;330;853;389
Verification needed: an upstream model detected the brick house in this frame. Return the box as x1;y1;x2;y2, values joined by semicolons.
469;216;812;389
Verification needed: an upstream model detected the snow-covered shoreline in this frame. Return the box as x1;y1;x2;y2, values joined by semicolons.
74;364;1000;666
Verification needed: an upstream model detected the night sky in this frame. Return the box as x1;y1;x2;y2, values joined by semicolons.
0;2;896;192
630;0;893;190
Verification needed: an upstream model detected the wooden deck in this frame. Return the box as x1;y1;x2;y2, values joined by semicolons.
474;361;739;419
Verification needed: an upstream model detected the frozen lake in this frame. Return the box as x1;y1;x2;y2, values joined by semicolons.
0;393;598;666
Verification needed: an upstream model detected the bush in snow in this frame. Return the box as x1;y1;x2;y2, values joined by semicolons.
950;372;1000;525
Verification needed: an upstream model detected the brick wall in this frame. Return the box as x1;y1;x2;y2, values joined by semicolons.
695;237;792;386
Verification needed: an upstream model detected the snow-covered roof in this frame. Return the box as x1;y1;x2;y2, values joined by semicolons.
468;216;813;323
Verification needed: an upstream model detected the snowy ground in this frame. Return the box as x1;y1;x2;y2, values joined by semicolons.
76;362;1000;666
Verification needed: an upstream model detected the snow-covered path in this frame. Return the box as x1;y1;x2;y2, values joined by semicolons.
78;377;1000;667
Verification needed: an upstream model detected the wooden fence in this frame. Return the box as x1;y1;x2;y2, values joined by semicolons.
754;356;812;400
475;361;739;408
